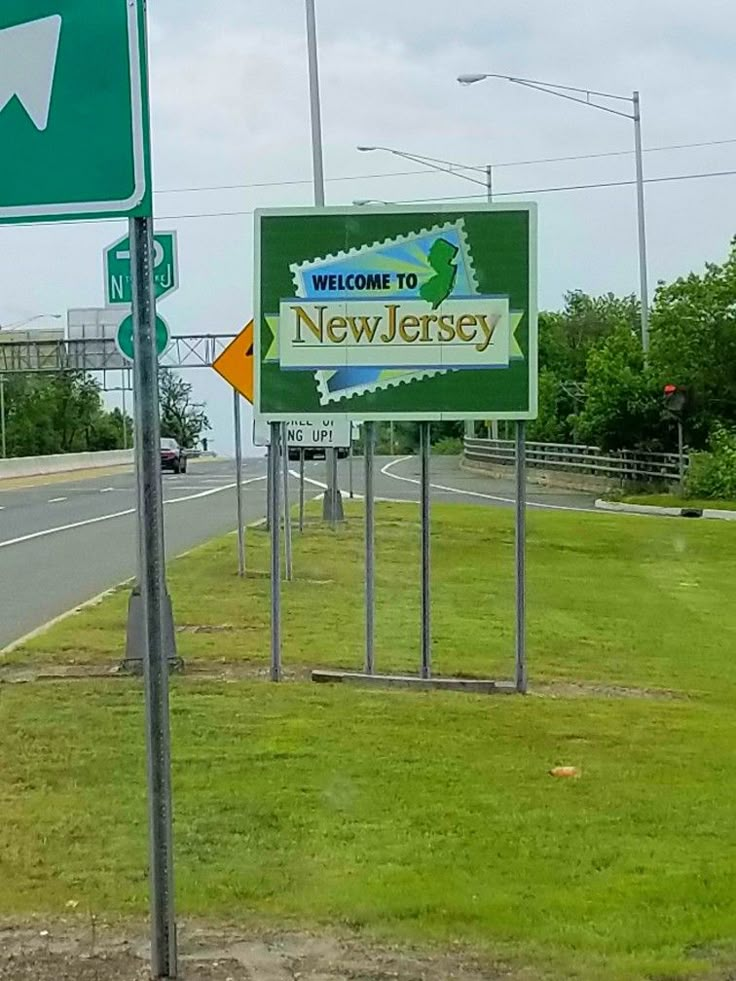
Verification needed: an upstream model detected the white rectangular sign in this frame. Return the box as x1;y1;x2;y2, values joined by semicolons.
254;417;352;449
278;297;511;370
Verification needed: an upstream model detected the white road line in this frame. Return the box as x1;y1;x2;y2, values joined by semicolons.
99;488;114;494
48;497;68;503
379;457;597;514
0;476;266;552
288;469;410;507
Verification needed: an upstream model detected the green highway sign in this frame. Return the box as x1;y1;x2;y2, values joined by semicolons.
116;313;170;362
255;204;538;422
105;231;179;305
0;1;151;223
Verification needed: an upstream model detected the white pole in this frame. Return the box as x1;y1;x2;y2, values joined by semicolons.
305;0;325;207
305;0;342;524
633;91;650;354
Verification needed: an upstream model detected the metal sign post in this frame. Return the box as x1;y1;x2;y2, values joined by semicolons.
270;422;282;681
364;422;376;675
281;422;293;581
349;422;354;499
266;445;272;531
515;421;528;694
420;423;432;679
233;390;245;577
130;216;177;979
0;376;6;458
299;449;306;532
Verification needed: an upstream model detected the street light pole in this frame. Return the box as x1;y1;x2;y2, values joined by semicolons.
305;0;325;208
633;90;650;353
458;72;650;352
305;0;342;525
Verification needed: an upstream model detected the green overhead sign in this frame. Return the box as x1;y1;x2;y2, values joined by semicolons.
0;0;151;223
255;204;538;422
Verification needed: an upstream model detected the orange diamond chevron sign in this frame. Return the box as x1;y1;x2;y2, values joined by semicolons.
213;320;254;403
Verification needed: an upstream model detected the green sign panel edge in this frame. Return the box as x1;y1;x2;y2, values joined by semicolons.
254;203;538;422
0;0;150;223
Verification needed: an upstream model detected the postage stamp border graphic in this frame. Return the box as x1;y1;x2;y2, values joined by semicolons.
289;220;479;406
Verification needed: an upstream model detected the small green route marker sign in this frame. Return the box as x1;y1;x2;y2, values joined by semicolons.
116;313;170;362
0;0;151;224
255;204;538;422
105;231;179;305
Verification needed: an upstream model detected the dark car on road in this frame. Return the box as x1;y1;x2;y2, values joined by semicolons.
288;445;350;461
160;438;187;474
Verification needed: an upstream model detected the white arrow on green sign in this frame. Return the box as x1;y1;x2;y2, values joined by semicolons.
105;231;179;305
116;313;170;363
0;1;150;223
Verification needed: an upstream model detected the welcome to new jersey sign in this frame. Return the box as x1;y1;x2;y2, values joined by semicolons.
255;204;538;421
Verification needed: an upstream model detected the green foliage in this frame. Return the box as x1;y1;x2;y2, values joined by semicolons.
540;290;640;380
3;372;124;457
686;426;736;499
431;436;463;455
527;369;576;443
649;238;736;447
159;369;211;449
574;326;662;451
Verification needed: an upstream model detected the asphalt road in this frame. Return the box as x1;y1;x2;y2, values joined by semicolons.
0;456;596;650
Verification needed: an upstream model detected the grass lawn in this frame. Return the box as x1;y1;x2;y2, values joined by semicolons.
621;493;736;512
2;501;736;979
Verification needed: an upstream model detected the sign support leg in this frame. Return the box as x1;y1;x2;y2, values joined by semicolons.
364;421;376;675
233;390;245;577
282;423;293;581
270;423;282;681
515;421;528;694
420;422;432;679
299;449;306;532
266;446;272;531
349;422;354;500
0;376;6;458
130;215;177;980
121;372;128;450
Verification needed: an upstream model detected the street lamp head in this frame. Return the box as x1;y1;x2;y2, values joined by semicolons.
457;74;488;86
356;146;378;152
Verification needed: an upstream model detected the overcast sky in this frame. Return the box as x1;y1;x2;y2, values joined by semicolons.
1;0;734;453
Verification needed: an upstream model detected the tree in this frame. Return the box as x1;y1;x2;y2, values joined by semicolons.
573;326;663;451
159;369;210;449
3;372;120;457
539;290;640;381
649;239;736;448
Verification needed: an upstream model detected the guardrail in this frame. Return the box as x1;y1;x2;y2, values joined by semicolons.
0;449;134;481
464;438;685;484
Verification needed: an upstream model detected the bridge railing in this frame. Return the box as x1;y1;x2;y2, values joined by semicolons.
464;437;685;483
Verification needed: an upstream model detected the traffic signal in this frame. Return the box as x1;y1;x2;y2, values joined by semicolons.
663;384;687;417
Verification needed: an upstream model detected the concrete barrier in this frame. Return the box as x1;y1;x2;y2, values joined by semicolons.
0;449;134;481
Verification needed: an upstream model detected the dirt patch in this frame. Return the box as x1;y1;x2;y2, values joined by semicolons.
534;681;685;701
0;922;512;981
0;663;686;701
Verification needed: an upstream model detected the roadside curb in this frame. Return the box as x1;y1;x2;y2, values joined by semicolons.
595;499;736;521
